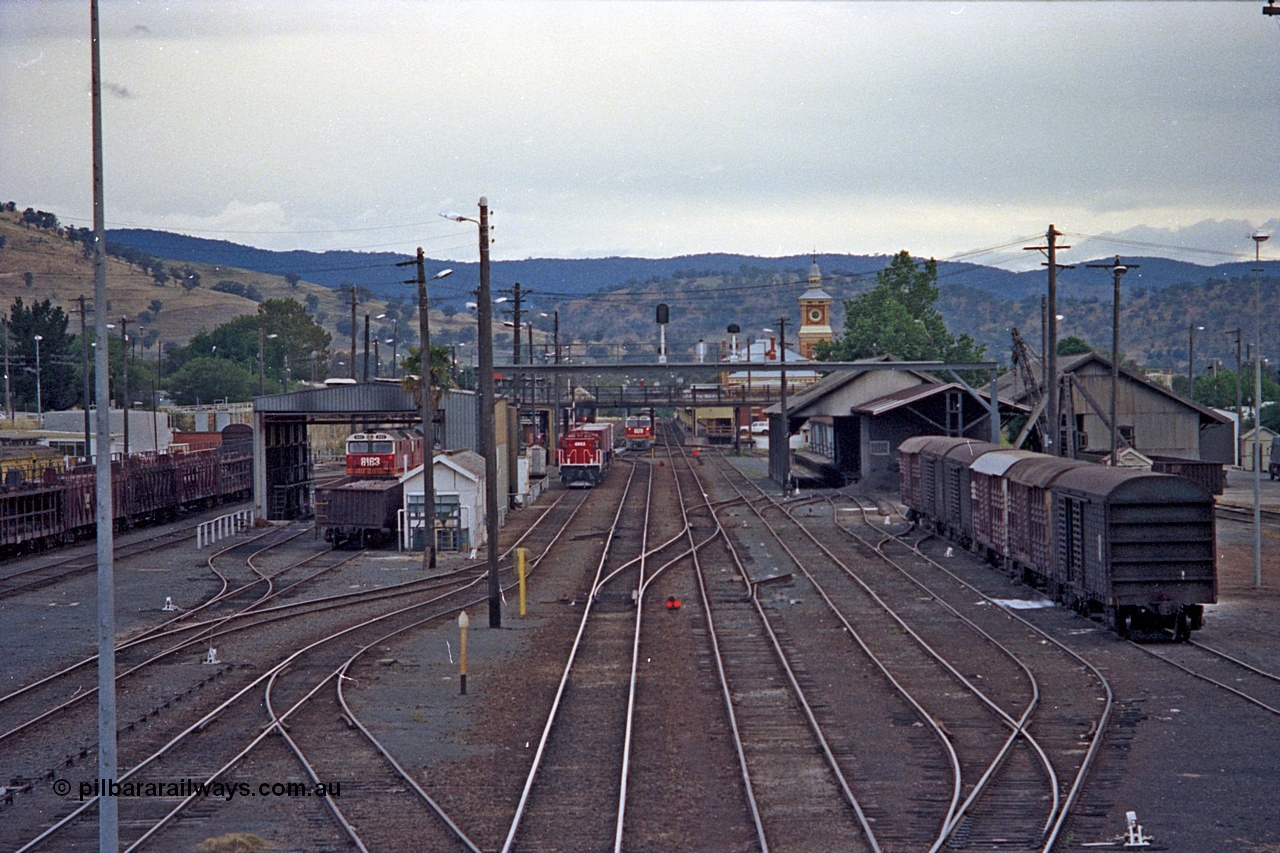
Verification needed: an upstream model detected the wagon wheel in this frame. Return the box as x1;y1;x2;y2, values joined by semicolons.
1114;607;1132;639
1173;610;1191;643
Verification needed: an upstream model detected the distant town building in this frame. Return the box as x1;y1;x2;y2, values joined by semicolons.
796;257;834;359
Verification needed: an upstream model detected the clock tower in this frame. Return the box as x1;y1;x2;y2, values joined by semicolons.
797;257;833;358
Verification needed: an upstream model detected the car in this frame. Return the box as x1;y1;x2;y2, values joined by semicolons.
750;421;768;434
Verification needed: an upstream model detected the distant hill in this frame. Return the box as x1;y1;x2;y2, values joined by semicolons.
102;226;1280;370
0;210;393;349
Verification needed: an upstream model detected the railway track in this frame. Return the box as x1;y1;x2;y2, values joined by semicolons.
704;453;1115;852
822;489;1117;851
1131;636;1280;717
0;500;253;600
0;484;588;850
1214;501;1280;525
502;460;650;851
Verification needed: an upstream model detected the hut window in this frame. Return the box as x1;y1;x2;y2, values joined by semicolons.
870;440;890;456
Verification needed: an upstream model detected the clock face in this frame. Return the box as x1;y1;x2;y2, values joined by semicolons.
808;308;823;323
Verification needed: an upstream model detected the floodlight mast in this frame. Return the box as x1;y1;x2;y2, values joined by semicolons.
91;1;120;848
1251;230;1269;589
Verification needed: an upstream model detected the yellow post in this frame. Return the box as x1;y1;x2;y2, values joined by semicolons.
458;610;469;695
517;547;528;616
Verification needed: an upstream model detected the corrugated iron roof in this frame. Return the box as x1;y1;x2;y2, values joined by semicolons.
254;384;416;414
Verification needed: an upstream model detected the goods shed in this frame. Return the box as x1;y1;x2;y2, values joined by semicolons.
769;359;1019;491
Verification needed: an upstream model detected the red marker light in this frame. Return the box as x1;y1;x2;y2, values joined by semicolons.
665;596;681;611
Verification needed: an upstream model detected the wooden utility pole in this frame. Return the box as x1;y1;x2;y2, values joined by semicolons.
120;316;129;458
362;313;370;382
477;200;501;627
396;252;454;570
348;286;358;380
1087;256;1136;466
777;315;790;491
2;317;9;423
79;296;91;456
1025;225;1071;455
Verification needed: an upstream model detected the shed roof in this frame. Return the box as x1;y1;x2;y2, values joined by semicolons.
401;449;487;484
254;383;416;415
998;352;1229;425
850;381;1022;417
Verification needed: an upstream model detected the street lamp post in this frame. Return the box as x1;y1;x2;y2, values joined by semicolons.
1251;230;1269;589
32;334;43;427
377;314;399;379
258;329;278;396
443;199;501;627
1088;256;1135;466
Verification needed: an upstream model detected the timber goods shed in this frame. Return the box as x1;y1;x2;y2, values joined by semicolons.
764;358;1021;492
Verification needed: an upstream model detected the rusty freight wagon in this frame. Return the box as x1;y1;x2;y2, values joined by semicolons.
314;476;404;548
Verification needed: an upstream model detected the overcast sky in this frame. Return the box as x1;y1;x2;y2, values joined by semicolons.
2;1;1276;269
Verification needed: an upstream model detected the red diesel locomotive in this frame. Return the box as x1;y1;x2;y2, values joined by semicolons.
557;422;614;487
345;429;425;477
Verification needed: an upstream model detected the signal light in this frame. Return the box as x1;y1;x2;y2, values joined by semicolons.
665;596;681;611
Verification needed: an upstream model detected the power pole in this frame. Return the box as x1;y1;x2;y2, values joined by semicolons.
1226;328;1243;465
1025;225;1071;455
397;246;439;570
120;316;129;459
1087;256;1136;466
2;316;9;423
78;296;91;457
362;313;371;382
348;286;358;380
503;282;526;365
477;200;501;627
777;315;790;493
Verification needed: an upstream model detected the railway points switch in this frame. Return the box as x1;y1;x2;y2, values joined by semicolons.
1123;811;1152;847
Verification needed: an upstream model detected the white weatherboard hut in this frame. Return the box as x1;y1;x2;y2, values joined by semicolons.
399;450;487;553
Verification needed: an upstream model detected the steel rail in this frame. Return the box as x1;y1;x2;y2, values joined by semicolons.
712;458;969;845
0;543;365;746
0;522;305;711
665;432;771;850
818;491;1061;845
10;490;585;853
500;461;640;853
874;514;1115;853
614;453;656;852
701;455;887;852
119;572;496;853
1128;640;1280;716
2;490;573;716
133;482;590;853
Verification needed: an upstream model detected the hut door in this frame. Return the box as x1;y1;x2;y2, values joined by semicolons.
435;494;463;551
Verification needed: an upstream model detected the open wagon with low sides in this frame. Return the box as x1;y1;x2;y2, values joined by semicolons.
313;476;404;548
